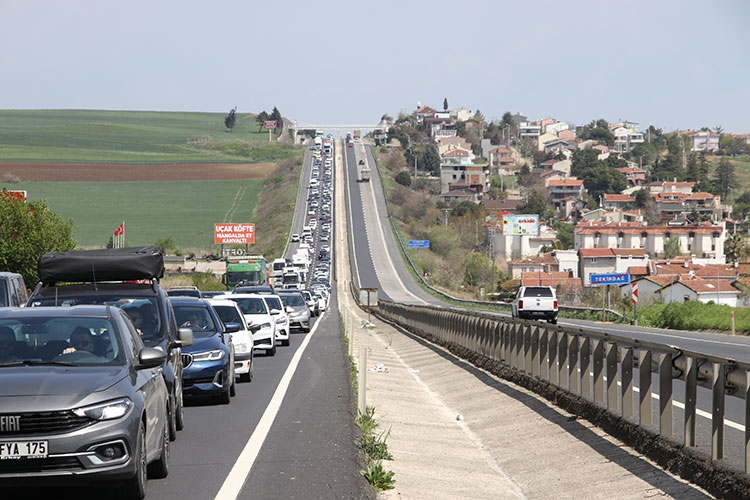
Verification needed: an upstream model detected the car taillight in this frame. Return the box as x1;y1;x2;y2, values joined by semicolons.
518;300;523;309
553;300;558;309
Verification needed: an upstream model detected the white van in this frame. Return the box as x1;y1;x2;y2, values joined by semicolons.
272;258;287;278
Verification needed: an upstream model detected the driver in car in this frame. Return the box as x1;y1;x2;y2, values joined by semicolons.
63;327;99;356
180;312;206;329
0;327;20;362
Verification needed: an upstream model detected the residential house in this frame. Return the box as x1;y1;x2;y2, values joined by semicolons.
450;108;473;122
691;131;720;152
440;161;490;196
619;275;681;305
659;279;739;306
440;147;474;164
541;170;568;186
545;121;570;135
432;122;458;140
494;223;557;260
483;198;524;218
574;221;726;260
547;179;586;210
602;194;634;211
519;122;541;139
413;105;437;126
554;249;579;278
559;197;587;220
617;167;647;187
558;129;576;142
612;127;645;153
488;146;515;174
440;185;480;204
581;208;643;223
507;253;557;278
578;248;649;287
543;139;571;154
438;136;472;155
537;132;558;151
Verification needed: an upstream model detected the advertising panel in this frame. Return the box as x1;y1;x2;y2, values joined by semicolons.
215;223;255;244
502;214;539;236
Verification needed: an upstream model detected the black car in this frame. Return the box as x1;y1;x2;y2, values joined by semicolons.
233;285;277;295
0;306;174;497
28;247;193;442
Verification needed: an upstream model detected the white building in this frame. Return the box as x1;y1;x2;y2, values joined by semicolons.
659;280;739;307
495;224;556;260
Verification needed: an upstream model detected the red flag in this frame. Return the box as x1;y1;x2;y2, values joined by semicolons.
114;224;123;236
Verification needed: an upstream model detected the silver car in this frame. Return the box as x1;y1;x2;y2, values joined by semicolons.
277;291;311;333
0;306;174;498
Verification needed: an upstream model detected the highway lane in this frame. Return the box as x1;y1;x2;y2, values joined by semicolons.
353;142;750;473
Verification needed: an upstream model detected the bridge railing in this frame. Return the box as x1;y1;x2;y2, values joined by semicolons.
372;298;750;497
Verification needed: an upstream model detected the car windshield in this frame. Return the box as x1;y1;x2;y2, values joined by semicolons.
524;287;553;297
213;305;243;326
173;305;218;338
227;297;267;315
283;274;299;284
264;297;282;312
29;295;164;345
280;294;305;307
226;271;261;287
167;289;200;298
0;317;125;366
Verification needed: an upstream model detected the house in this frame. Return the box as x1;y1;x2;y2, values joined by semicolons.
440;162;490;196
440;185;480;204
543;139;571;154
494;223;557;260
520;272;582;295
619;275;681;305
440;147;475;164
602;194;634;211
617;167;647;187
612;127;645;153
558;129;576;142
413;105;437;125
432;122;458;140
659;279;739;306
437;136;472;155
507;253;557;278
488;146;515;174
450;108;473;122
519;122;541;138
537;133;558;151
547;179;586;210
483;198;524;215
545;121;570;135
578;248;649;287
558;197;587;220
574;221;726;260
581;208;644;223
691;132;720;152
541;170;568;186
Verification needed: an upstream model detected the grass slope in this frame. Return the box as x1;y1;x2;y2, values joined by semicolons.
0;109;282;164
22;180;264;248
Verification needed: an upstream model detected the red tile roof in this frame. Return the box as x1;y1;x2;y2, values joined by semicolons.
490;147;511;154
670;279;738;294
549;179;583;187
604;194;634;202
578;248;614;257
611;249;648;257
628;266;648;276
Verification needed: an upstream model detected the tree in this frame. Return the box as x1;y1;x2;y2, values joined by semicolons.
270;106;282;131
452;201;482;218
380;113;393;123
420;145;440;175
633;189;649;208
517;164;534;187
712;158;735;198
224;106;237;133
571;148;627;202
553;221;574;249
0;192;76;287
725;233;748;263
255;111;269;132
663;237;682;259
463;252;492;288
518;193;555;221
395;171;412;187
443;98;448;111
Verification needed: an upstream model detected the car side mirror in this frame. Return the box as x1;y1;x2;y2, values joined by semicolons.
137;347;167;370
270;309;281;316
249;324;262;333
224;322;241;333
172;327;194;348
286;306;293;314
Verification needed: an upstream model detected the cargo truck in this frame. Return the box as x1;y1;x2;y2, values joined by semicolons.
360;166;371;182
223;256;269;290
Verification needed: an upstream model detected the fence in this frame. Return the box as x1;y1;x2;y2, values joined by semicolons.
373;298;750;499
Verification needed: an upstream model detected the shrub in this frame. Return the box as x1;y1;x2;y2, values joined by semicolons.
395;171;412;187
360;462;395;491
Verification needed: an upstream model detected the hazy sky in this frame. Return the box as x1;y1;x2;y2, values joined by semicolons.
1;0;748;132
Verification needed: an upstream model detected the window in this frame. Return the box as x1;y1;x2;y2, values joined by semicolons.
591;258;597;264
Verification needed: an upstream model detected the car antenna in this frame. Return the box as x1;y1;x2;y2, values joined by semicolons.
92;263;98;291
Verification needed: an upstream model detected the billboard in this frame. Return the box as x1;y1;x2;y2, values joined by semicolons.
1;190;27;201
502;214;539;236
263;120;277;129
215;223;255;244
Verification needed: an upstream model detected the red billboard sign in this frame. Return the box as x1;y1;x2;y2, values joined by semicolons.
215;223;255;244
1;190;27;201
263;120;277;129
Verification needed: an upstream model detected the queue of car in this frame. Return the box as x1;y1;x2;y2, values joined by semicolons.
0;136;336;497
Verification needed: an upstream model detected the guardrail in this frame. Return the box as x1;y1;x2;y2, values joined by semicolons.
372;298;750;498
364;145;623;320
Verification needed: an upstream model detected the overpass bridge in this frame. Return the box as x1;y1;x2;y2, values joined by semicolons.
288;120;389;144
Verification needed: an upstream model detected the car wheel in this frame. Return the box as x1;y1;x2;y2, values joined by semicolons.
120;421;147;499
167;395;177;442
230;375;236;397
549;318;558;325
268;342;277;356
240;372;252;383
215;385;231;405
175;389;185;432
148;415;170;479
282;338;290;347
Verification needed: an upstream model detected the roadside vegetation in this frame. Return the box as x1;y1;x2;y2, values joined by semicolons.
355;406;395;492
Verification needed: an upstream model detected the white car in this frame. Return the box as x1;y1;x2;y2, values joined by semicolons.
217;293;278;356
291;234;300;242
208;299;254;382
263;295;290;346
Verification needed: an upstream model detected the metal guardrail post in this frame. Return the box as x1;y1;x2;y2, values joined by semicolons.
621;347;634;420
531;326;540;378
607;343;618;412
358;346;367;414
548;328;558;386
540;326;549;381
569;335;579;395
712;362;725;460
515;324;524;371
558;331;569;390
580;337;591;400
593;339;605;405
640;350;653;427
685;356;697;447
659;353;673;437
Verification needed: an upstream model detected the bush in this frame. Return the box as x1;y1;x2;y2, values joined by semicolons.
395;171;412;187
191;271;224;291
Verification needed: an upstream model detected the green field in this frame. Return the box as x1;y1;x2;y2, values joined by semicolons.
19;180;264;248
0;109;284;164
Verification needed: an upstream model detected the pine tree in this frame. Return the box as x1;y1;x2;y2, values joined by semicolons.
712;158;735;198
270;106;282;131
224;106;237;133
443;98;448;111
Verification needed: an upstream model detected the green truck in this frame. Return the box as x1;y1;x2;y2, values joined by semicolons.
223;256;269;290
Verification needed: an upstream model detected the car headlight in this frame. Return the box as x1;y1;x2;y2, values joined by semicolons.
259;322;272;330
275;317;287;324
73;398;133;421
192;349;225;362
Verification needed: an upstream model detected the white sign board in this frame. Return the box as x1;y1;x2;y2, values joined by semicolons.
359;288;378;308
502;214;539;236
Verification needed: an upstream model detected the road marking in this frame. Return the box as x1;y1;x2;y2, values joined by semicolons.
343;145;362;288
361;145;427;305
213;313;325;500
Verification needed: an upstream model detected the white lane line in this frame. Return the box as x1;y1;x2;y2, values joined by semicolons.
558;320;750;349
343;145;362;288
213;312;325;500
363;146;427;305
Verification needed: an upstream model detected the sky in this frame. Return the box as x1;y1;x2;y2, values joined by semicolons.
1;0;748;132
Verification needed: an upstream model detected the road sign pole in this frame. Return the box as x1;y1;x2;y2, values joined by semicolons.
602;286;606;322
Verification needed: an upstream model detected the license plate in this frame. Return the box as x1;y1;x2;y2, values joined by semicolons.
0;441;48;459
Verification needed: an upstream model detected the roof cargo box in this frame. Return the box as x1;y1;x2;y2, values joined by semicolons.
38;246;164;285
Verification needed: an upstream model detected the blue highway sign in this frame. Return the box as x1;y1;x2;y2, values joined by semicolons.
590;273;630;286
408;240;430;249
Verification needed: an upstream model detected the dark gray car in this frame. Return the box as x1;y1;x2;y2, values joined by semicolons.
0;306;173;498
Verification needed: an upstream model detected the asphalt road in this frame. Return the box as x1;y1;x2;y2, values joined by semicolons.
1;141;371;499
347;142;750;474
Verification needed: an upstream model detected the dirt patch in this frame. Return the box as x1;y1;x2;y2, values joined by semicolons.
0;162;277;182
